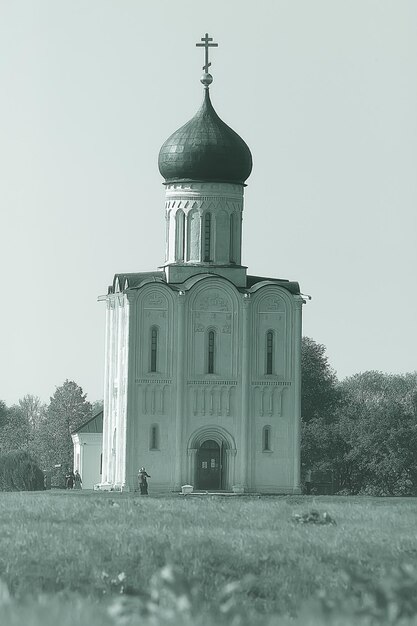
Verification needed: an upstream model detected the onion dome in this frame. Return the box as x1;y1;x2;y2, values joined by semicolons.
158;87;252;185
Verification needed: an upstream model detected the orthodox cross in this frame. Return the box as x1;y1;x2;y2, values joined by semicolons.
196;33;218;72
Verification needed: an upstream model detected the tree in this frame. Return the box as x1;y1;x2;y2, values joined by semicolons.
0;450;44;491
335;372;417;495
0;404;31;455
38;380;92;471
301;337;339;423
91;400;104;415
18;395;46;430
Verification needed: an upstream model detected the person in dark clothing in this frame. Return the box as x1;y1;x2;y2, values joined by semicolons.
65;469;75;490
74;470;82;489
138;467;151;495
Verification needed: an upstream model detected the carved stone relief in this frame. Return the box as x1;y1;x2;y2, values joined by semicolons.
139;384;170;416
144;292;167;308
190;384;235;417
260;297;285;312
195;292;231;312
253;385;286;417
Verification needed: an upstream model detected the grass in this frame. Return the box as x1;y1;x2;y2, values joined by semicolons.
0;492;417;625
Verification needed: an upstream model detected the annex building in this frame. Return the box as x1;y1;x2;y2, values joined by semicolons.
75;35;304;493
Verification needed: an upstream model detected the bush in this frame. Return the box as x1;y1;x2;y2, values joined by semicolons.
0;450;44;491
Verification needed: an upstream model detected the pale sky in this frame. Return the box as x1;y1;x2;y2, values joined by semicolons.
1;1;416;406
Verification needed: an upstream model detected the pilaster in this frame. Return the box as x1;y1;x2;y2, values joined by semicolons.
187;448;197;485
174;291;186;489
240;293;251;490
293;296;304;494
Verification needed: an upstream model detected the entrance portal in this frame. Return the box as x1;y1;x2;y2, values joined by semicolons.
196;440;224;490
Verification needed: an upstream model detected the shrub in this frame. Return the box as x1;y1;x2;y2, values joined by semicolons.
0;450;44;491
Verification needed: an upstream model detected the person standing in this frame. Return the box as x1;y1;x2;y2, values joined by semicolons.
74;470;82;489
138;467;151;495
65;469;75;490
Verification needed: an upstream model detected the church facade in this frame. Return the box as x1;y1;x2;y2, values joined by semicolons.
98;38;304;494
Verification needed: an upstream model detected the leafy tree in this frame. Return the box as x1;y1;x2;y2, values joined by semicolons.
301;337;339;423
0;404;31;455
18;394;46;430
335;372;417;495
37;380;92;471
0;400;7;428
91;400;104;415
300;337;340;487
0;450;44;491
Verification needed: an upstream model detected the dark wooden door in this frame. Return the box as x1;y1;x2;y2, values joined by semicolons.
197;440;221;490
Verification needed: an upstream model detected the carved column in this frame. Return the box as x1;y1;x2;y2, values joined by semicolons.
101;298;111;485
226;448;237;489
293;296;304;494
240;294;251;490
123;292;136;491
187;448;197;486
174;291;186;489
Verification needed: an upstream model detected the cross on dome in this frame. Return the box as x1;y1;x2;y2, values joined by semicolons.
196;33;218;86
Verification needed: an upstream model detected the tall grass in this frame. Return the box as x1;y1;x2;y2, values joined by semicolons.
1;492;417;625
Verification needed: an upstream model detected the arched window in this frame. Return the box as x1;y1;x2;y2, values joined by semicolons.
266;331;274;375
229;213;235;263
150;424;159;450
262;426;272;452
208;330;215;374
176;210;185;261
150;327;158;372
203;212;212;262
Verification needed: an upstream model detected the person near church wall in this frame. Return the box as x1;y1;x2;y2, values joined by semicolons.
65;469;75;489
138;467;151;495
74;470;82;489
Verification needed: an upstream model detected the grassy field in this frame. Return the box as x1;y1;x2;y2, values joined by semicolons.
0;492;416;625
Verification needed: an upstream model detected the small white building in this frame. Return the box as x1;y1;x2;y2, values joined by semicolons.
71;411;103;489
90;39;304;494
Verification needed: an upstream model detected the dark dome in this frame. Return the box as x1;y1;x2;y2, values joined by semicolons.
158;89;252;184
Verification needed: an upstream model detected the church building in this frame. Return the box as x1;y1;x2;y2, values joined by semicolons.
96;35;304;493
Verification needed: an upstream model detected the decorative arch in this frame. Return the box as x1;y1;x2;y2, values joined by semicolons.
187;425;237;490
137;286;175;378
251;286;292;379
188;424;236;451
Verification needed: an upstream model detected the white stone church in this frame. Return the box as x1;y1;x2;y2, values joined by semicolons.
74;37;304;493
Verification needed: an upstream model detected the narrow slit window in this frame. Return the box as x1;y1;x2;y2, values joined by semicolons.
266;331;274;375
208;330;215;374
229;213;235;263
150;425;159;450
203;212;212;262
263;426;271;451
176;211;185;261
150;327;158;372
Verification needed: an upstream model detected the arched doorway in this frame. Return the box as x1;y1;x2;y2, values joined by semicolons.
196;439;225;490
